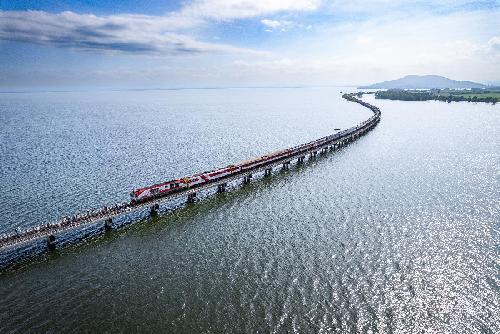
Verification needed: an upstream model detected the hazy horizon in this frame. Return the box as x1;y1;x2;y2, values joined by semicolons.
1;1;499;90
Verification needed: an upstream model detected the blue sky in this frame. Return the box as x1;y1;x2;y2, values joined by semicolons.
1;0;499;90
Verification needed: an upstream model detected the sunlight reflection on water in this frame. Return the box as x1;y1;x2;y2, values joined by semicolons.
0;88;498;333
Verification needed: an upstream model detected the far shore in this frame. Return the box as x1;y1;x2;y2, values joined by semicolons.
359;89;499;104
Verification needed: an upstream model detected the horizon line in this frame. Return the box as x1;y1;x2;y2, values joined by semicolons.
0;84;361;94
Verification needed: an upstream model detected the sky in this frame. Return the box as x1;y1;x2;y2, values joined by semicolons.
0;0;499;90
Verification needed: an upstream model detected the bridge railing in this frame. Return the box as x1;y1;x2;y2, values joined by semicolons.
0;93;380;251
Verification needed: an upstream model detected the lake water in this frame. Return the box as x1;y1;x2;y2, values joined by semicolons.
0;88;498;333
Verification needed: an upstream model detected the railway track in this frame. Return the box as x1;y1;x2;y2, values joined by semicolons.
0;93;380;251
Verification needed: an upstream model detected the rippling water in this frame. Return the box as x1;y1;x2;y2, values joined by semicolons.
0;88;498;333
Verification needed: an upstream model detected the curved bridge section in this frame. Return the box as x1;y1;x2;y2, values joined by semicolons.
0;93;380;251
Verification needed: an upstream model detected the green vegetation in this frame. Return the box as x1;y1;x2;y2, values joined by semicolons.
455;93;500;99
375;89;499;104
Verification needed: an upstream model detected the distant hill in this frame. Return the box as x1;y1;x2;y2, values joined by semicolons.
359;75;486;89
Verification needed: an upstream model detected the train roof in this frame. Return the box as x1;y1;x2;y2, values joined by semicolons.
235;147;291;166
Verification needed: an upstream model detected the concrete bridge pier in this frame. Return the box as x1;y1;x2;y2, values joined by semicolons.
47;235;56;250
243;174;252;184
0;94;381;252
150;203;159;216
105;218;113;231
187;193;196;203
217;183;227;193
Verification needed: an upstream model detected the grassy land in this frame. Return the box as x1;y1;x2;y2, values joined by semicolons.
374;89;499;104
454;92;500;99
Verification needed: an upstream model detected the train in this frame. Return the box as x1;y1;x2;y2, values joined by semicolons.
130;94;381;204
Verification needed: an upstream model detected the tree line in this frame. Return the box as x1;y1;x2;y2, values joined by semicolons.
375;89;498;104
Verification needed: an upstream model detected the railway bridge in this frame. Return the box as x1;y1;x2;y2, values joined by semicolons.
0;93;380;251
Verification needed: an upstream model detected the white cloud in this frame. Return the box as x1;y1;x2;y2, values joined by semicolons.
261;19;294;31
0;1;322;55
0;10;264;55
485;36;500;57
181;0;321;20
232;10;500;85
324;0;489;13
234;58;295;69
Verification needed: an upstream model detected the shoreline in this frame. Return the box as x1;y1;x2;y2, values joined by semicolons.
367;89;499;104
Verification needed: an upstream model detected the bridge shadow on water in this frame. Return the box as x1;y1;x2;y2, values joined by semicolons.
0;138;362;274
